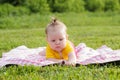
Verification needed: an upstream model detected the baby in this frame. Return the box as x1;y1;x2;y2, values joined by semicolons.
40;18;76;66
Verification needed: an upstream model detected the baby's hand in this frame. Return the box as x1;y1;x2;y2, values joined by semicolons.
64;60;76;66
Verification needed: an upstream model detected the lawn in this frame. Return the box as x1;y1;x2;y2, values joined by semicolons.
0;12;120;80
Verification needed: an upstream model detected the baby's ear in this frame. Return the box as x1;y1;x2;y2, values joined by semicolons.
46;37;48;41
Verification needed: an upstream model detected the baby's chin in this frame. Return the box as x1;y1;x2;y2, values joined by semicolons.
54;49;63;52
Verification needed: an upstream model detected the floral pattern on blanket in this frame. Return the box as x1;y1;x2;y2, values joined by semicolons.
0;43;120;68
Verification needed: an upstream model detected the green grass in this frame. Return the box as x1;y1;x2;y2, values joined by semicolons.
0;12;120;29
0;65;120;80
0;12;120;80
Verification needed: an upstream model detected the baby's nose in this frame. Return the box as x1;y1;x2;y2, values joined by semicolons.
55;40;60;44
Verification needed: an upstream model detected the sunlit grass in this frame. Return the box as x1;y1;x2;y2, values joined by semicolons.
0;65;120;80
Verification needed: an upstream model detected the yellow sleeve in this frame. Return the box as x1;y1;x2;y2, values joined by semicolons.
46;45;55;59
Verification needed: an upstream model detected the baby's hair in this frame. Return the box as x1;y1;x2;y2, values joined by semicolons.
45;17;67;34
51;17;57;25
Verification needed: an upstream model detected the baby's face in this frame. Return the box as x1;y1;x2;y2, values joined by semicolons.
47;29;67;52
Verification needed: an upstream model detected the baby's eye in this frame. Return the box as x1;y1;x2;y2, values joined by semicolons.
51;40;55;42
59;39;63;41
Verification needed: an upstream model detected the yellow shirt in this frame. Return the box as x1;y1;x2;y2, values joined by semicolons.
46;40;74;60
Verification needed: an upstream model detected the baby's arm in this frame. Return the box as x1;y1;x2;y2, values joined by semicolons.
39;48;46;56
40;49;63;63
65;52;76;66
47;52;77;65
47;58;63;63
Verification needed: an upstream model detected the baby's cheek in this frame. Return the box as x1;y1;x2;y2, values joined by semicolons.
63;43;66;48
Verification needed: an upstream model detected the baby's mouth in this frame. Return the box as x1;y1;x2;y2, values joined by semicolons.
56;46;60;48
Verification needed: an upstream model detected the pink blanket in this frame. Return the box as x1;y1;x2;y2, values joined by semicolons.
0;43;120;68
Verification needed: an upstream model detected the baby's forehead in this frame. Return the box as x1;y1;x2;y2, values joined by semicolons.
48;25;66;32
47;30;66;39
48;29;66;36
